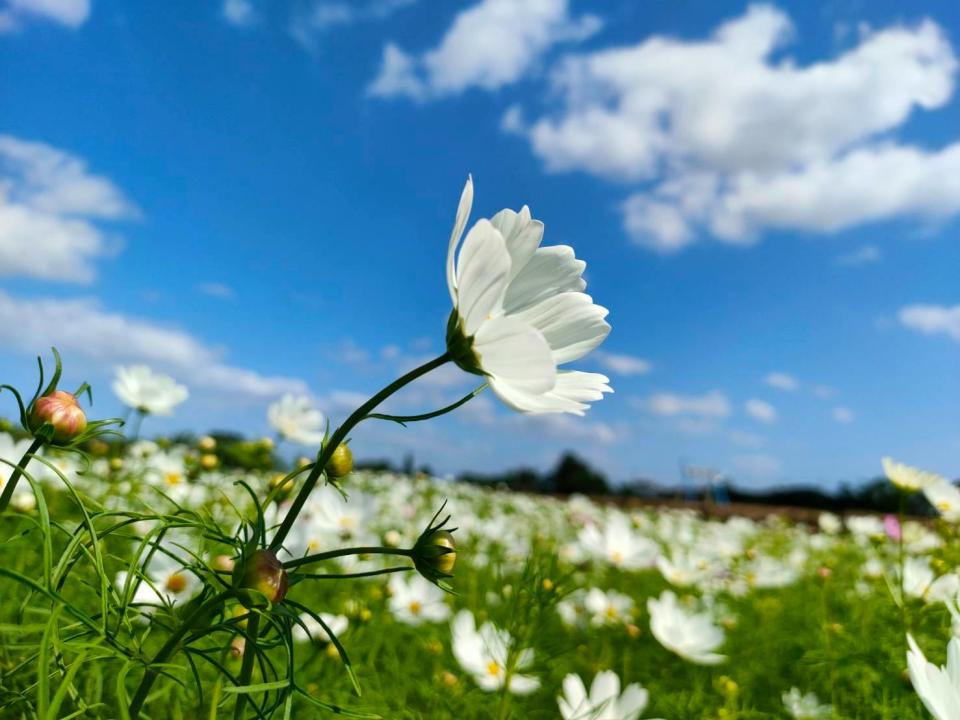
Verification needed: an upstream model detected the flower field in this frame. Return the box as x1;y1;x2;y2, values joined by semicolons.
0;431;955;718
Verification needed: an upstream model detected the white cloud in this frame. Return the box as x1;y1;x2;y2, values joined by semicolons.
0;291;307;399
728;429;765;448
0;0;89;31
764;371;799;392
0;135;136;283
369;0;601;99
813;385;836;399
836;244;882;266
508;5;960;251
514;412;620;445
197;282;235;300
642;390;730;419
832;406;855;423
899;303;960;341
594;350;651;376
291;0;415;51
745;398;777;424
222;0;255;26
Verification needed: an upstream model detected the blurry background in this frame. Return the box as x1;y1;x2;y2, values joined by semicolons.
0;0;957;491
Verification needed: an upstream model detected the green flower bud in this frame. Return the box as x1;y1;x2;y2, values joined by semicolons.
412;525;457;590
326;443;353;478
238;549;288;608
30;390;87;443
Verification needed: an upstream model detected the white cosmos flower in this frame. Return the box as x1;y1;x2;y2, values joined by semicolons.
924;479;960;522
648;590;726;665
558;670;658;720
583;588;634;627
292;612;349;644
883;457;942;492
451;609;539;694
782;687;832;719
907;633;960;720
267;394;325;445
387;573;451;625
445;177;612;415
113;365;188;416
577;516;659;570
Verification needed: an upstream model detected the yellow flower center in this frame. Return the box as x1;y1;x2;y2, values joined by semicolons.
164;472;182;486
166;573;187;593
605;606;618;620
938;501;952;512
409;601;422;615
610;550;624;565
486;661;501;677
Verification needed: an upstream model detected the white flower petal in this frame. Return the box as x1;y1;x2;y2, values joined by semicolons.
455;220;511;336
514;292;611;365
447;176;474;305
474;316;555;395
503;245;586;315
490;205;543;283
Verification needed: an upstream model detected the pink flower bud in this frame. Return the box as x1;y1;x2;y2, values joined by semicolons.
31;390;87;442
884;514;902;541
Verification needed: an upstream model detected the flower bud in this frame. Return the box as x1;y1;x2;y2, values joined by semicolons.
412;527;456;588
199;453;219;471
238;549;288;608
198;435;217;452
268;472;295;500
30;390;87;443
326;443;353;479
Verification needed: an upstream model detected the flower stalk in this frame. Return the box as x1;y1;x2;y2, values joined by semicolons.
0;437;43;514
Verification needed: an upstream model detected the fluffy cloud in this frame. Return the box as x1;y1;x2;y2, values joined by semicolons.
745;398;777;424
0;291;307;399
507;5;959;251
641;390;730;419
0;0;89;31
0;135;136;283
594;351;651;376
222;0;255;26
899;303;960;341
764;372;799;392
731;453;782;481
369;0;601;100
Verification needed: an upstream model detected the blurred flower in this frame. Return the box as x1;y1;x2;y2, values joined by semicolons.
584;588;634;627
558;670;656;720
292;612;348;644
451;609;538;694
924;479;960;522
782;687;832;719
113;365;188;416
387;573;451;625
267;394;325;446
883;514;901;541
577;516;659;570
907;634;960;720
883;457;941;492
648;590;726;665
444;177;611;415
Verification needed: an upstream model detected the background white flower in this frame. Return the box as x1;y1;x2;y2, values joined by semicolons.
113;365;188;416
387;573;451;625
907;634;960;720
648;590;726;665
267;393;325;445
558;670;656;720
451;609;539;694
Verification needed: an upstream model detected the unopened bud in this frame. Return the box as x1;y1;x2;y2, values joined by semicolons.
199;453;219;471
412;528;456;588
326;443;353;478
238;549;287;607
198;435;217;452
268;472;295;500
109;457;124;472
30;391;87;443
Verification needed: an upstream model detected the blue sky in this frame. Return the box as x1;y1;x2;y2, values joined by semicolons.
1;0;958;489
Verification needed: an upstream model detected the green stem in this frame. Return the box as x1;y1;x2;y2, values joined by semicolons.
284;546;412;570
0;437;44;514
129;591;231;719
296;566;412;581
269;352;451;551
364;384;487;425
234;613;261;720
898;489;908;646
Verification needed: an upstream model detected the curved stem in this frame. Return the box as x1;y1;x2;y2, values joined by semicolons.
269;352;451;551
0;437;44;514
284;546;412;570
129;591;231;719
234;613;261;720
364;384;487;426
296;566;413;581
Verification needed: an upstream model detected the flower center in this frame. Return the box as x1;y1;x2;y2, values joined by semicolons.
166;573;187;593
486;661;501;677
605;606;618;620
938;501;952;512
610;550;624;565
164;472;182;486
409;601;422;615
